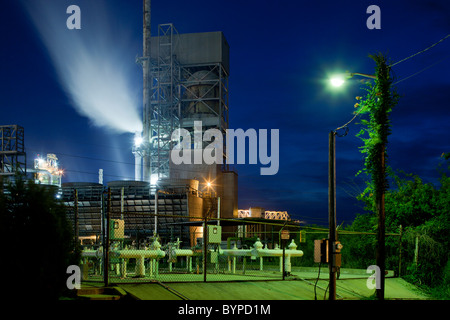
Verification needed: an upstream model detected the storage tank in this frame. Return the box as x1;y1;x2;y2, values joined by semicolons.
182;70;219;117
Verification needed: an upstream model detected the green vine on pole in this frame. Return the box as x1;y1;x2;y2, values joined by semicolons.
355;53;399;204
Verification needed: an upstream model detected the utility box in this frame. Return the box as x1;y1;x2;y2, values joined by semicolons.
208;225;222;244
314;239;328;263
110;219;125;240
210;251;219;263
314;239;343;267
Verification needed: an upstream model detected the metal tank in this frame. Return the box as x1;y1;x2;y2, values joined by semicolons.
182;70;220;117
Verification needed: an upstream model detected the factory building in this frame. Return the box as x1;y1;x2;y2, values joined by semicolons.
1;2;293;252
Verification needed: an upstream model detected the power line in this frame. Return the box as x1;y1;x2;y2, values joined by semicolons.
389;34;450;68
393;54;450;85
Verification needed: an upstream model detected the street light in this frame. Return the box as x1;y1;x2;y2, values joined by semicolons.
327;71;377;300
329;72;377;88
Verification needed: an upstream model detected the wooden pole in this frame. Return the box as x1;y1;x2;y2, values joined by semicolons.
328;131;337;300
398;225;403;276
376;146;386;300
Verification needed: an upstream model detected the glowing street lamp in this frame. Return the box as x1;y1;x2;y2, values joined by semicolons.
330;76;345;87
327;71;377;300
329;72;377;87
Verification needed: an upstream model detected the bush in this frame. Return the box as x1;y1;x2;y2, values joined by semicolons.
0;176;81;300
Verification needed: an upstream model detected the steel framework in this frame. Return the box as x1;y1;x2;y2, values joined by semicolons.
0;125;26;176
148;24;181;183
179;62;229;168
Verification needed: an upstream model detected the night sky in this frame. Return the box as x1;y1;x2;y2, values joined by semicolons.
1;0;449;226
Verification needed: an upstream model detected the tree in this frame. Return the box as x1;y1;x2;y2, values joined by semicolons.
354;154;450;298
0;176;80;300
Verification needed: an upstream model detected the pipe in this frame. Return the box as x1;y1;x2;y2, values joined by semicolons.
82;239;166;277
155;189;158;234
134;153;142;181
217;197;220;226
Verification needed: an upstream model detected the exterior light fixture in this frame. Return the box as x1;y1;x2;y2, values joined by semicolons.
134;135;143;147
330;76;345;87
330;72;377;88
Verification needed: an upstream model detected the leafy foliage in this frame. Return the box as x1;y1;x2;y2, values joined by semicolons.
355;53;399;202
0;176;81;300
349;154;450;299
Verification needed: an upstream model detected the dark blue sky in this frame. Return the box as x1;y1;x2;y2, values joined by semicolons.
1;0;449;226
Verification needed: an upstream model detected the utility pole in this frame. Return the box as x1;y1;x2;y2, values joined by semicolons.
373;55;393;301
104;188;111;287
376;146;386;300
328;130;337;300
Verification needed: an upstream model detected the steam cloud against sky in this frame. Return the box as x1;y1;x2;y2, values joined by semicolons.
22;0;142;134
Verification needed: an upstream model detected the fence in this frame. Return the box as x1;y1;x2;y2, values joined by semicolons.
77;213;306;285
76;220;406;285
64;187;410;286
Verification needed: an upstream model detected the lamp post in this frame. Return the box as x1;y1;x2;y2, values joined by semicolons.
328;130;337;300
327;71;377;300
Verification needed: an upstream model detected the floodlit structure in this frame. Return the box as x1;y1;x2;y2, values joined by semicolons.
33;153;63;187
238;208;291;220
133;0;238;225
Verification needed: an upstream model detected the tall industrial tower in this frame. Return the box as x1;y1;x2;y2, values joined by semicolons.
133;0;152;183
133;1;237;221
134;0;181;185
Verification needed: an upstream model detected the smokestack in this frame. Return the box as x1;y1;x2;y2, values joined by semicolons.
142;0;151;183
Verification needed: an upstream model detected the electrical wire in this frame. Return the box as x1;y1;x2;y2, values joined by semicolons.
393;54;450;85
314;262;322;300
333;90;375;136
389;34;450;68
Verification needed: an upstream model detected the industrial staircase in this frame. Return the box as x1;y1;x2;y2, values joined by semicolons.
202;196;218;219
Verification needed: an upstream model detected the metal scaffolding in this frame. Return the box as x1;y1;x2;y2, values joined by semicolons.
148;23;181;183
0;125;26;176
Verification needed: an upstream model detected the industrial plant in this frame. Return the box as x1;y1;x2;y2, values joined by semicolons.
0;1;301;284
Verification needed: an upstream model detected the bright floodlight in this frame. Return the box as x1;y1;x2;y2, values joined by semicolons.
134;135;143;147
206;181;212;188
150;174;158;185
330;76;345;87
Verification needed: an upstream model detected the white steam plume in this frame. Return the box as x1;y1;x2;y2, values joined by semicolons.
22;0;142;134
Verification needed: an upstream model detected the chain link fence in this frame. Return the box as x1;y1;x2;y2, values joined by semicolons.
63;185;307;285
75;218;306;284
63;185;407;286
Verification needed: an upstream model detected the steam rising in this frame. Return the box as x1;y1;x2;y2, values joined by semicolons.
22;1;142;133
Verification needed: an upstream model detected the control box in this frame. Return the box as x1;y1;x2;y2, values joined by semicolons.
110;219;125;240
208;225;222;244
